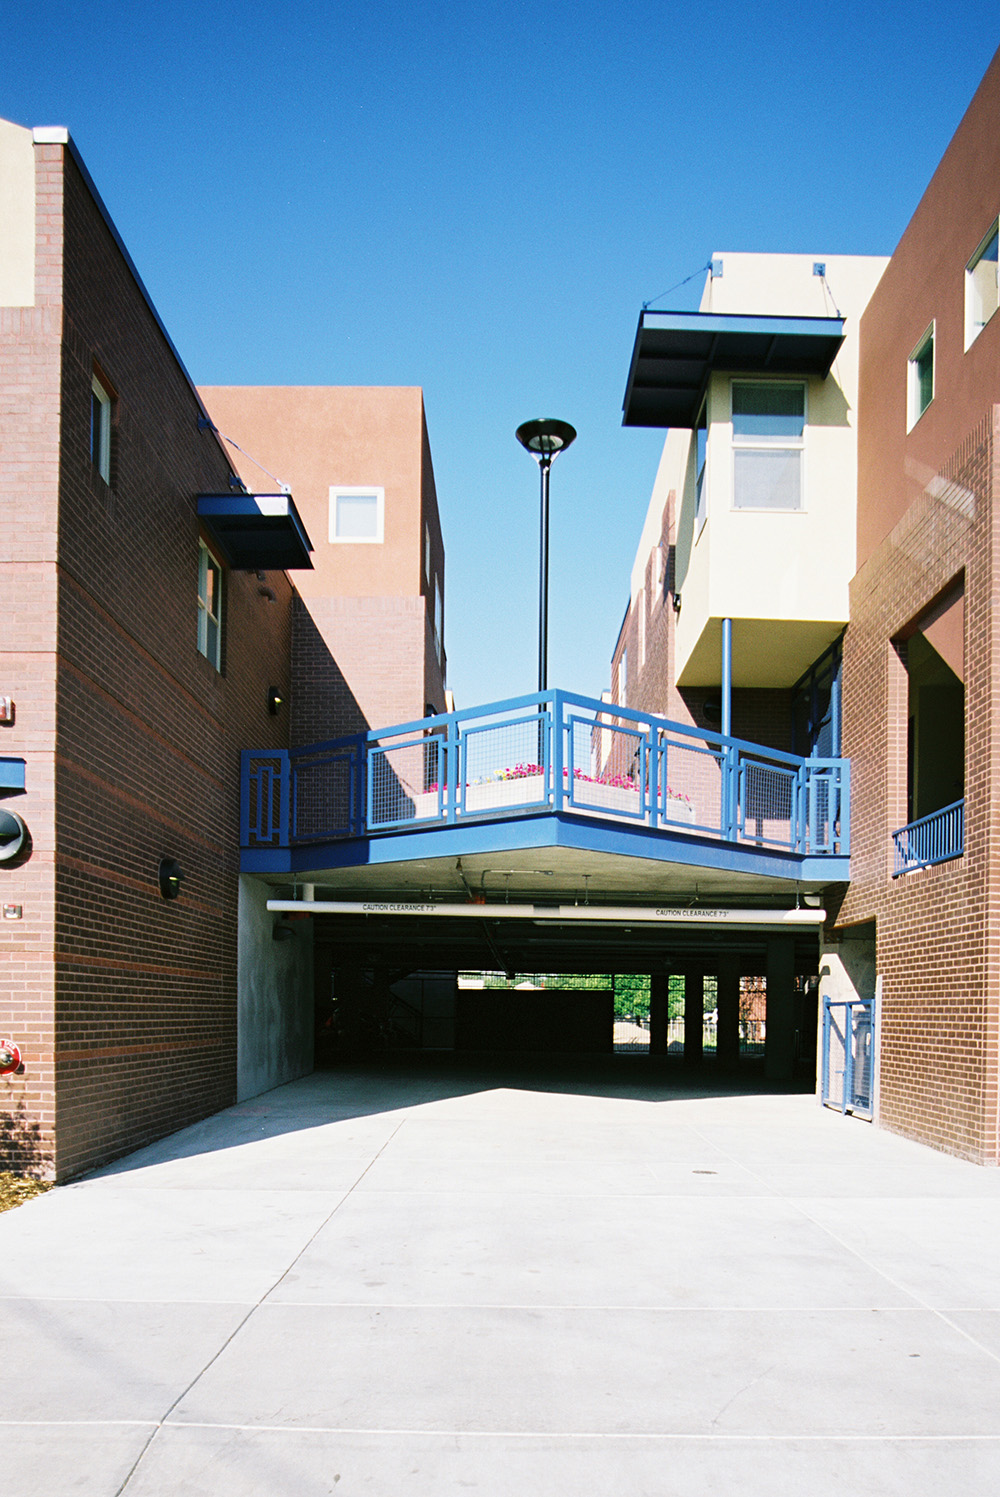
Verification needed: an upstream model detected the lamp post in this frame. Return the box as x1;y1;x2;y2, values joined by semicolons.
515;418;577;692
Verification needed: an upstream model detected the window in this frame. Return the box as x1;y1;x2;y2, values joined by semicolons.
329;486;384;543
731;381;805;510
695;403;708;530
618;647;627;708
197;540;222;670
637;589;646;666
965;221;998;348
91;373;112;484
433;577;443;666
907;326;934;430
424;522;431;583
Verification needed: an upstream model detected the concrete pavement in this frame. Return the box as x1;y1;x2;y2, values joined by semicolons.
3;1056;1000;1494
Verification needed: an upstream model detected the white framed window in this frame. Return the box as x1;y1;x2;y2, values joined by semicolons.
91;373;112;484
424;522;431;583
965;221;998;348
329;486;384;543
617;647;627;708
433;576;443;665
731;381;805;510
197;540;222;671
638;588;646;666
907;325;935;431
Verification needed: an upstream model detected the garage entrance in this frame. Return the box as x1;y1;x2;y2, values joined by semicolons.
301;902;822;1086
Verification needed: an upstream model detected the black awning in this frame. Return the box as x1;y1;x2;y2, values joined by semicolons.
622;309;846;428
197;493;314;571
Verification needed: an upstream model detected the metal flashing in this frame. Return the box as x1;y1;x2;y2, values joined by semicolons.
197;493;314;571
622;308;846;429
0;758;26;792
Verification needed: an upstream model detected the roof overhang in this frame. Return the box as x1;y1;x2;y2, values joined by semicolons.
622;309;846;429
197;493;314;571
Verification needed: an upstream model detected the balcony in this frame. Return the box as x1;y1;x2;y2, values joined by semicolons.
241;692;849;884
892;799;964;875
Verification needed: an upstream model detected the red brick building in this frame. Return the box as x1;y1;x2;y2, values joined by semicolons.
832;49;1000;1161
613;47;1000;1162
0;121;446;1179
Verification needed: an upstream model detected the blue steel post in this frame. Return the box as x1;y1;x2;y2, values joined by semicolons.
724;744;739;841
721;617;733;738
821;998;831;1105
843;1005;854;1115
447;714;460;824
648;724;659;827
552;692;564;812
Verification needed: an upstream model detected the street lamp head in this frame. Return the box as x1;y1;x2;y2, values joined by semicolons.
515;418;577;461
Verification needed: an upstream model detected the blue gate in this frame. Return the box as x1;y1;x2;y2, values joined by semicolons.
821;996;875;1119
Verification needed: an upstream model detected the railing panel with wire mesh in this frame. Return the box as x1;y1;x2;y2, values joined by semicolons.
292;740;364;841
241;689;851;855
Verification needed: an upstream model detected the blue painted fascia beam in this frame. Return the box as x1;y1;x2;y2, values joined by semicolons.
241;810;849;886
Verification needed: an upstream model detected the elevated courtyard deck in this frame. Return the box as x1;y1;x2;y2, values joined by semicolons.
241;691;849;904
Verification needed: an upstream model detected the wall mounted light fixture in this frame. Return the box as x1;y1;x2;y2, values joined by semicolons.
158;858;184;900
267;688;284;716
0;809;27;862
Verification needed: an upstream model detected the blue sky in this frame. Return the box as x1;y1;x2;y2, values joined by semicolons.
5;4;998;709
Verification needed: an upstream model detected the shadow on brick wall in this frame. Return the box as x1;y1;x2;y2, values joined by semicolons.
0;1100;51;1178
291;601;370;745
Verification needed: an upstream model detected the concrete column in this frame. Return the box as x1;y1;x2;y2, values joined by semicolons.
649;972;669;1055
716;953;740;1072
683;966;703;1066
765;936;797;1082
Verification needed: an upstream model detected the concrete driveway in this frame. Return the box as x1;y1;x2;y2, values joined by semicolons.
3;1056;1000;1495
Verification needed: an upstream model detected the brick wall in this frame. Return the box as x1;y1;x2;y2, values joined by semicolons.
838;411;998;1161
0;142;65;1177
2;142;298;1180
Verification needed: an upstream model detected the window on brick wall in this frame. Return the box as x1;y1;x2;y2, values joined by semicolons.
965;221;998;349
617;647;627;709
197;540;223;671
638;589;645;667
900;587;965;825
433;576;443;667
91;372;113;484
907;326;934;431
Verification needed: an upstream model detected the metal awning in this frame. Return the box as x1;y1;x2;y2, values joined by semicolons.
622;309;846;429
197;493;314;571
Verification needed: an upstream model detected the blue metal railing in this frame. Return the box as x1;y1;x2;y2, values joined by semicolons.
821;996;875;1118
892;799;964;875
241;689;850;858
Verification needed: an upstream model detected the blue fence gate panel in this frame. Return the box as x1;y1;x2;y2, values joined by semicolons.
822;996;875;1118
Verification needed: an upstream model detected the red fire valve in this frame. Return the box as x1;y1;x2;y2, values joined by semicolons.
0;1040;21;1075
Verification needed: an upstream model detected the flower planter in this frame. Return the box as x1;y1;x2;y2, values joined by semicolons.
662;798;697;827
570;782;644;818
465;774;549;812
405;777;695;827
